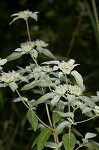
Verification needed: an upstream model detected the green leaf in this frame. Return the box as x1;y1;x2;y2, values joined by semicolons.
80;96;96;108
37;127;52;150
45;142;62;149
51;95;61;106
62;133;76;150
13;97;28;102
21;80;49;91
52;111;61;125
35;92;56;105
85;132;97;140
71;70;84;88
55;121;70;135
6;52;23;61
54;111;74;119
26;110;38;131
37;47;56;59
9;82;18;92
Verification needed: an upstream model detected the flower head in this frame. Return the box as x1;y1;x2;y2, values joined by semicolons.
54;84;68;96
1;71;20;83
15;42;35;53
35;40;48;48
58;59;77;74
69;85;82;96
10;10;39;24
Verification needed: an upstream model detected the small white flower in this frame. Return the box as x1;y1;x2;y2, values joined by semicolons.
58;59;78;74
54;84;68;96
1;71;20;83
10;10;39;24
15;42;35;53
94;106;99;114
35;40;48;47
33;66;42;72
69;85;82;96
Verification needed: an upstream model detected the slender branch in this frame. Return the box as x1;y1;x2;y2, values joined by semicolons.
26;19;31;42
75;115;97;124
45;104;53;127
91;0;99;34
16;89;29;109
35;113;53;130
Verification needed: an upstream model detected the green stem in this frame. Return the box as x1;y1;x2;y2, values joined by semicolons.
75;114;97;124
16;89;29;109
75;144;84;150
26;19;31;42
91;0;99;34
35;113;53;130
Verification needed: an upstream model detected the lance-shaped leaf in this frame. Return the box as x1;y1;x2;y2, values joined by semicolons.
6;52;24;61
26;110;38;131
13;97;28;102
62;133;76;150
71;70;84;88
37;47;56;59
45;142;62;149
55;121;70;135
80;96;96;108
37;127;52;150
9;82;18;92
52;111;61;125
85;132;97;140
35;92;56;106
21;80;50;91
54;111;74;119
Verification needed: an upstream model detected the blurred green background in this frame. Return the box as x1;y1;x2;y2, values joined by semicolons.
0;0;99;149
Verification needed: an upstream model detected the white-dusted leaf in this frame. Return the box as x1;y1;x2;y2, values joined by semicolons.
21;80;49;91
51;95;61;106
30;12;39;21
42;60;59;65
13;97;28;102
37;47;56;59
80;96;96;108
82;107;92;114
55;121;70;135
0;58;7;65
45;142;58;149
9;82;18;92
37;127;52;150
59;71;63;78
71;70;84;88
62;133;76;150
36;93;56;105
27;110;38;131
85;132;97;140
20;76;29;83
6;52;24;61
54;111;74;119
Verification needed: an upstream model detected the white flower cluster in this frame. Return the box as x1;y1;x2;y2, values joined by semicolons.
21;42;35;52
58;59;77;74
15;40;48;54
35;40;48;47
10;10;39;24
1;71;20;83
33;65;52;73
94;106;99;114
54;84;68;96
69;85;82;96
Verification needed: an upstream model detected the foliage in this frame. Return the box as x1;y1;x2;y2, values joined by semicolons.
0;9;99;150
